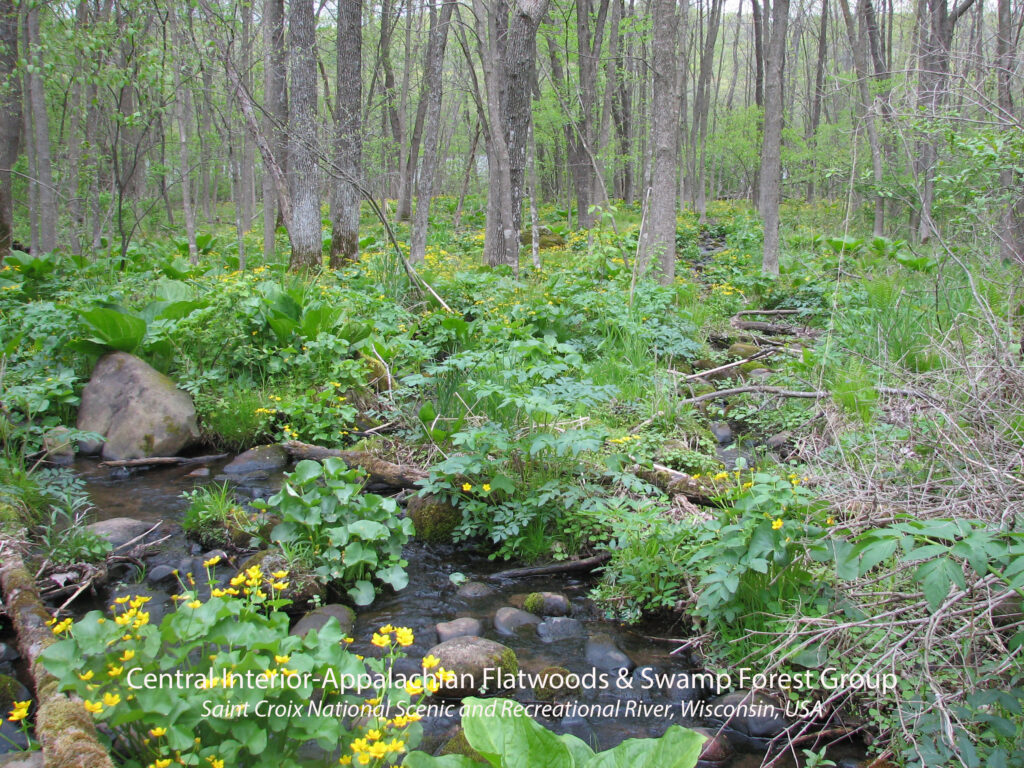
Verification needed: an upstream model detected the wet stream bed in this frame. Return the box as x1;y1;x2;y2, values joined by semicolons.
1;457;867;768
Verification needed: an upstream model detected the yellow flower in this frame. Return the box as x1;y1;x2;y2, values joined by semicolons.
271;581;289;591
154;761;173;768
366;729;382;741
371;633;390;648
272;570;289;579
120;649;135;662
339;758;352;766
203;555;221;567
107;665;123;677
772;518;784;530
395;627;414;647
275;654;290;664
422;654;439;669
405;679;424;696
150;727;167;737
102;692;121;707
461;483;472;492
826;516;835;526
187;600;202;609
7;701;29;722
78;670;95;681
482;484;492;492
114;596;131;604
83;700;104;714
208;758;225;768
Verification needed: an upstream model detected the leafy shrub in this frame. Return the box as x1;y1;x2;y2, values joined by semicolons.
261;459;413;605
41;565;435;768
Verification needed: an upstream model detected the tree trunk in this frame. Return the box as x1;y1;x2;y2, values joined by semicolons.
239;0;255;231
639;0;680;285
262;0;287;260
474;0;549;270
287;0;322;270
996;0;1022;263
913;0;975;242
0;0;19;261
410;0;455;265
750;0;765;202
838;0;885;235
25;3;56;253
329;0;362;266
169;8;198;263
694;0;723;223
453;119;480;229
759;0;790;275
806;0;827;201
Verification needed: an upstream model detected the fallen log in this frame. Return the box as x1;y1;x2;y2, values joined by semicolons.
98;453;228;468
731;319;823;337
671;350;775;381
0;533;116;768
635;465;718;506
487;552;611;580
282;441;427;489
679;385;829;406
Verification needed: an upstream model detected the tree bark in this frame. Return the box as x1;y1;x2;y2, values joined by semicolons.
239;0;255;232
287;0;322;270
0;0;19;261
759;0;790;275
639;0;680;285
410;0;455;265
329;0;362;266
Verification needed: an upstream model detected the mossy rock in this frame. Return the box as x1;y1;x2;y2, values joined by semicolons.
520;229;565;249
239;550;324;611
407;494;462;543
727;342;760;359
438;727;487;763
426;637;519;699
533;666;579;702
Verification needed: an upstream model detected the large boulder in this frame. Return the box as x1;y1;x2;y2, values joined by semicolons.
425;636;518;699
86;517;153;550
77;352;199;460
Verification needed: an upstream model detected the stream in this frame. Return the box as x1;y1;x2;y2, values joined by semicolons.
1;455;867;768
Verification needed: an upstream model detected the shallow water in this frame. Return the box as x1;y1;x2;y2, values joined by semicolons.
42;457;867;767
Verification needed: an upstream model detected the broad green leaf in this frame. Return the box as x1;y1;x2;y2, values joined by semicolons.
348;519;389;541
403;754;480;768
348;580;376;605
461;697;573;768
80;307;146;353
584;726;705;768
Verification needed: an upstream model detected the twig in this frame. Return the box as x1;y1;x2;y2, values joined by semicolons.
112;521;163;553
734;309;805;317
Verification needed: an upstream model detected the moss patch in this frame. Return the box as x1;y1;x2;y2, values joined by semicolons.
407;494;462;543
533;666;579;702
439;728;487;763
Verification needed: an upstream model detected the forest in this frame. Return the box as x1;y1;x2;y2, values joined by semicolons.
0;0;1022;767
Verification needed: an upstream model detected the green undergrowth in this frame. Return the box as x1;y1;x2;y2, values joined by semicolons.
2;197;1023;765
